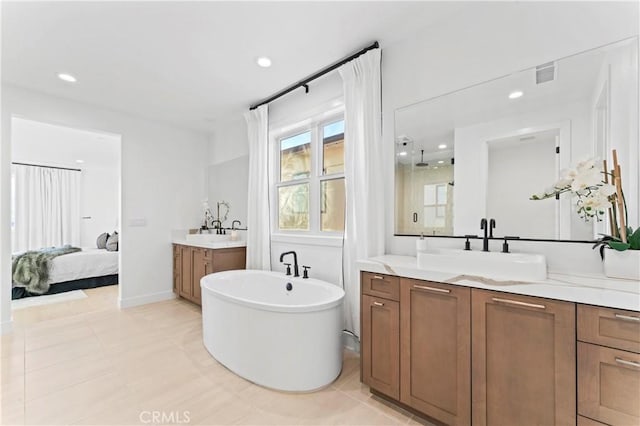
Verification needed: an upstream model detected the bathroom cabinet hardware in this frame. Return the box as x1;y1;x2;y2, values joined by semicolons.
614;313;640;322
413;284;450;294
373;301;384;307
373;275;384;280
302;265;310;279
284;263;292;276
491;297;546;309
614;357;640;369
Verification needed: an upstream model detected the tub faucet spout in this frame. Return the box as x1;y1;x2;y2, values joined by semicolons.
279;251;299;277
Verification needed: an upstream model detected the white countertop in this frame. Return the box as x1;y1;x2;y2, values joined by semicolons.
172;238;246;250
358;255;640;312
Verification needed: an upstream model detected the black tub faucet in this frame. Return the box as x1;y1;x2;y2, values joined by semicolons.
279;251;299;277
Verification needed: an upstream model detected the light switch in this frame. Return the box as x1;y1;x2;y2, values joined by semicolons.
129;218;147;227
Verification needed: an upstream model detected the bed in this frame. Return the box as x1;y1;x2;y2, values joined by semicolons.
12;248;119;299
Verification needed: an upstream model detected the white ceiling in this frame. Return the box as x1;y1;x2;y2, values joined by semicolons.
2;1;468;134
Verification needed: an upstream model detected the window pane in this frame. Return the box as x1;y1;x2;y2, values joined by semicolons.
323;120;344;175
321;178;345;232
280;131;311;182
278;183;309;230
437;185;448;204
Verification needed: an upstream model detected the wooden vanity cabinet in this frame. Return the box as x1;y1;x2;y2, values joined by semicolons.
400;278;470;426
361;272;400;400
471;289;576;426
173;244;246;305
577;305;640;425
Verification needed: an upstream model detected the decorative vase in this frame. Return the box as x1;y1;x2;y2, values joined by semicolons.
603;249;640;281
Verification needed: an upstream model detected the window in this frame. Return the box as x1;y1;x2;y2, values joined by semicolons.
424;183;448;228
274;116;345;233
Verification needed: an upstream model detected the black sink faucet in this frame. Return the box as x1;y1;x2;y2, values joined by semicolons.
279;251;299;277
480;218;490;252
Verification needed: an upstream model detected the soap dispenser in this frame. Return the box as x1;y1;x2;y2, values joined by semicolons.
416;233;427;253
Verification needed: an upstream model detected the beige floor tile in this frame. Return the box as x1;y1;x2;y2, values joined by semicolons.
194;395;255;425
0;373;25;407
364;395;413;424
24;323;95;353
407;414;440;426
25;373;125;425
25;352;113;401
25;335;102;372
335;369;370;403
1;353;25;379
1;332;25;359
1;400;25;426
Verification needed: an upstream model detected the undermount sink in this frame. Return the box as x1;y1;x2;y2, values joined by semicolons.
185;233;232;243
416;248;547;282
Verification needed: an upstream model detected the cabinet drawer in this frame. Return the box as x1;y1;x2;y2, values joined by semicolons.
578;342;640;425
578;304;640;353
361;272;399;301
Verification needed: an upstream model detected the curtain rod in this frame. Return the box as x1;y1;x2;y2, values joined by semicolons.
249;41;379;110
12;162;81;172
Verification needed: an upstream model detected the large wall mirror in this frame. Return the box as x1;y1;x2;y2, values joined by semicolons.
395;37;639;241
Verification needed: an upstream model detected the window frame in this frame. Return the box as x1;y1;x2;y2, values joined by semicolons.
271;110;345;236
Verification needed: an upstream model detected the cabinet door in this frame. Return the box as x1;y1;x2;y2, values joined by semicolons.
173;245;182;295
400;279;470;425
361;294;400;400
211;247;246;272
179;245;193;298
578;342;640;425
472;289;576;426
191;248;208;305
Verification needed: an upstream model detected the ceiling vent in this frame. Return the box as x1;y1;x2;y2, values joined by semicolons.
536;61;555;84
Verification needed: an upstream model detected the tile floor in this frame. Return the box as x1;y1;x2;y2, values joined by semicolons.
1;286;436;425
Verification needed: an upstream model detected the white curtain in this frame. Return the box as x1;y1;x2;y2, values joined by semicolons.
339;49;385;337
12;164;81;253
244;105;272;270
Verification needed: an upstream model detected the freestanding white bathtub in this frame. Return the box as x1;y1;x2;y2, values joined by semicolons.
201;270;345;392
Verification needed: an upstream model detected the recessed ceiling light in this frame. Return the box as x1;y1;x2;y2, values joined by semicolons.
437;160;444;164
75;159;84;164
256;57;272;68
57;73;77;83
438;144;447;149
508;90;523;99
433;166;439;169
398;151;407;156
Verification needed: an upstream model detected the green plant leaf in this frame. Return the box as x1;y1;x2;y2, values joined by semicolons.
628;227;640;250
609;241;631;251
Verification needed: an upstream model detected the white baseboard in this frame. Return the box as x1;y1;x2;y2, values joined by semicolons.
0;320;13;335
118;291;176;309
342;331;360;353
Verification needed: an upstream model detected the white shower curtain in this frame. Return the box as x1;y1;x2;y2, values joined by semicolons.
12;164;81;253
244;105;272;270
339;49;384;337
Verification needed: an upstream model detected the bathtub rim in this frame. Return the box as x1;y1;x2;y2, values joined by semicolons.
200;269;345;313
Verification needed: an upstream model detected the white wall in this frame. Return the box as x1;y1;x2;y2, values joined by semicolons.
383;1;639;274
11;117;121;248
1;85;208;331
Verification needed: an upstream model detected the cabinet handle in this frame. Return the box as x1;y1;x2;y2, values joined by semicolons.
373;275;384;280
413;284;450;294
614;313;640;322
491;297;546;310
615;357;640;369
372;302;384;307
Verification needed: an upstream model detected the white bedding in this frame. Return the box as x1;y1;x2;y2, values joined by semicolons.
49;248;119;284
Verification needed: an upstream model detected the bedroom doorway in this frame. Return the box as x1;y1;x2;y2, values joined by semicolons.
10;117;122;310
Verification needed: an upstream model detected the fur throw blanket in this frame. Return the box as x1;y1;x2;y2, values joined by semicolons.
12;245;82;295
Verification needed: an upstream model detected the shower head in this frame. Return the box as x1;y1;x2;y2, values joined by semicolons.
416;150;428;167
